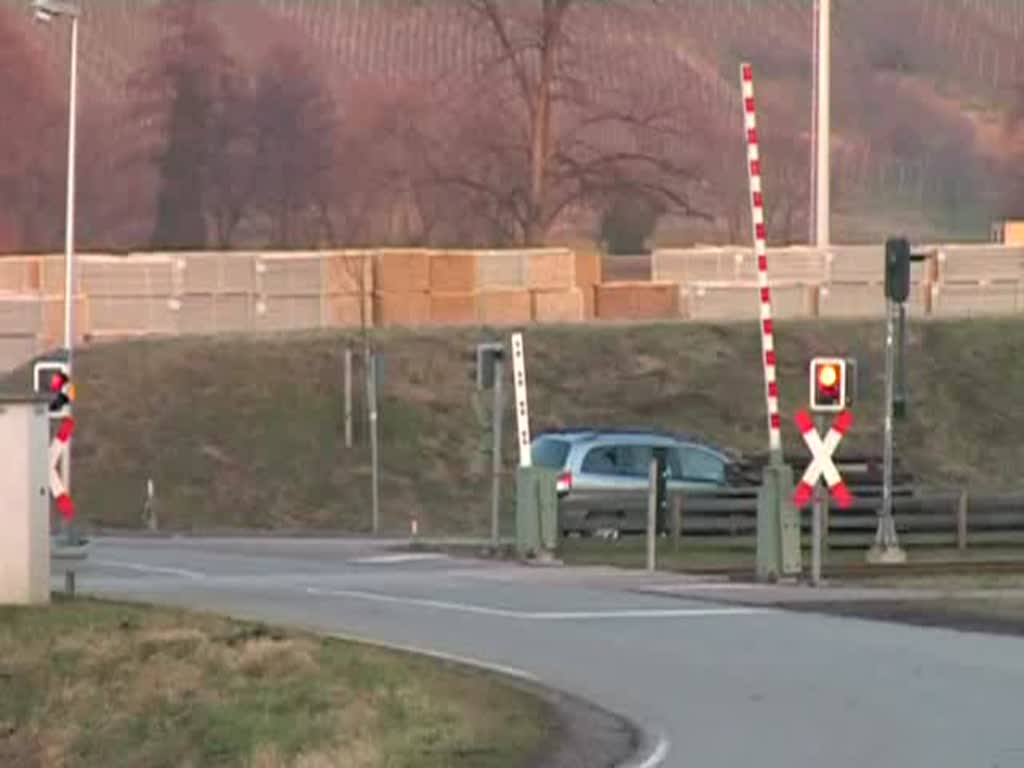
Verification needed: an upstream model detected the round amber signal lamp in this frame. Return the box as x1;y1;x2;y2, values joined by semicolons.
818;364;838;389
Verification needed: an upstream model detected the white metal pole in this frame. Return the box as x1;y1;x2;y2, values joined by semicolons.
809;0;819;244
511;333;532;468
64;14;78;364
815;0;831;248
63;14;79;547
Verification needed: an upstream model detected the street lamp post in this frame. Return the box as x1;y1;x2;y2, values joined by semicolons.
814;0;831;248
31;0;80;364
31;0;81;545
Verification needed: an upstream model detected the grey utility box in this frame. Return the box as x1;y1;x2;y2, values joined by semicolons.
0;395;52;605
515;467;559;559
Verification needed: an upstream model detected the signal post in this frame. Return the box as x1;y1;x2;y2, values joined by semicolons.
33;358;83;594
795;358;856;585
870;237;929;564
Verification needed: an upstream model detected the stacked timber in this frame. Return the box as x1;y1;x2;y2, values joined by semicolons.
526;249;584;324
429;251;479;325
373;249;431;327
594;281;679;321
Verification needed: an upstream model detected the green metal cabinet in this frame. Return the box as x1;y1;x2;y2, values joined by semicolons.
516;467;559;559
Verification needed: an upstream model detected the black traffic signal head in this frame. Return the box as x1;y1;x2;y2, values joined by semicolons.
473;342;505;390
885;237;911;303
33;360;73;416
810;357;846;412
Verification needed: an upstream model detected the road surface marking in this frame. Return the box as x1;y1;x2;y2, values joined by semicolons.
622;734;671;768
327;631;538;682
347;553;449;565
636;583;773;594
306;587;768;620
91;560;206;580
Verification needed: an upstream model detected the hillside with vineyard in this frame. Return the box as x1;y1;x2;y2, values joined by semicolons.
1;0;1022;253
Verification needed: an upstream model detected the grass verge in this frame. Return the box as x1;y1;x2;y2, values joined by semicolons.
787;596;1024;638
816;572;1024;635
0;597;552;768
6;317;1024;534
556;538;1024;574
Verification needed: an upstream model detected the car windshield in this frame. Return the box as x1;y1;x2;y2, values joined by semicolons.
531;438;571;469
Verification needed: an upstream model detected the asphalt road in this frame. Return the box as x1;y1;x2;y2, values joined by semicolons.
57;537;1024;768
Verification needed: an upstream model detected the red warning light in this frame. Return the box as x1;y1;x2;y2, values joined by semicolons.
810;358;846;412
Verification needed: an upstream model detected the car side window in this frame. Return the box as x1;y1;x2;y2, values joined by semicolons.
620;444;655;478
679;447;726;484
581;444;656;477
667;447;685;478
581;446;622;476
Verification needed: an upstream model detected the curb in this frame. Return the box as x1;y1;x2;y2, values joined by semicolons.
325;630;665;768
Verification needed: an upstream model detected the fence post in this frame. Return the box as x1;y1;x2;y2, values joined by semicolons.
671;494;683;554
344;346;353;448
647;457;657;573
143;478;157;532
957;490;969;551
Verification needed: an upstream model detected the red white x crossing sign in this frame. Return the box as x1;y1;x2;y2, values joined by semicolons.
793;410;853;509
49;417;76;520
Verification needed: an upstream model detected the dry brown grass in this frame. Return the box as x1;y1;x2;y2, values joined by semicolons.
0;598;551;768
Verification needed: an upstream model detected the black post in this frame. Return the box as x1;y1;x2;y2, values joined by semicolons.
654;447;668;534
894;302;907;420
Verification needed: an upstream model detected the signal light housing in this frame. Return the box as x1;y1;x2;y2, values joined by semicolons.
33;360;73;418
810;357;847;413
473;342;505;390
885;237;912;303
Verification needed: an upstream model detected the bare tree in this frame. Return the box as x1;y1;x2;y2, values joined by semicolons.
204;69;258;249
761;130;811;245
400;0;709;246
250;43;339;248
131;0;256;249
0;8;65;253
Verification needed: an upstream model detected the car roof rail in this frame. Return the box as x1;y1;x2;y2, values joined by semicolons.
535;426;727;451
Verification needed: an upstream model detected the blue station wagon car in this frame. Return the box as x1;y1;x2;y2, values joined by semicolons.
530;428;752;536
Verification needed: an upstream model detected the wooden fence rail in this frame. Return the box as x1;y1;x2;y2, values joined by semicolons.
627;489;1024;550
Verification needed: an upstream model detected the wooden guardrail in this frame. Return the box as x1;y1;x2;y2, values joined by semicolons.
659;488;1024;549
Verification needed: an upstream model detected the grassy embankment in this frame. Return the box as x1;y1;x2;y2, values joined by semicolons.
0;597;551;768
5;317;1024;535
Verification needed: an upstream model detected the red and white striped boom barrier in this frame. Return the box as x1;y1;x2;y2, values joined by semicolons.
740;62;783;461
49;417;76;520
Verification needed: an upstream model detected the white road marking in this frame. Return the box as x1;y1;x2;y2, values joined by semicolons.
91;560;206;580
306;587;768;620
638;582;772;593
347;553;449;565
327;631;539;682
623;734;671;768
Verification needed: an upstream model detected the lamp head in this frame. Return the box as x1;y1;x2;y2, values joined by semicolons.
29;0;80;21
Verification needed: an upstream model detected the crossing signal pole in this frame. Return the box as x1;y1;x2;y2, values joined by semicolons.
471;342;507;550
874;237;929;564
